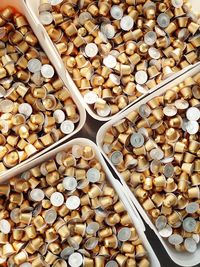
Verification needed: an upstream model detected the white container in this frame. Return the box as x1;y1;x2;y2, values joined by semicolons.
97;63;200;267
0;0;86;182
3;137;160;267
25;0;200;122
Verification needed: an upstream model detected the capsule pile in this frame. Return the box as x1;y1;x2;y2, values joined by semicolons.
0;144;150;267
102;74;200;252
0;7;79;173
39;0;200;117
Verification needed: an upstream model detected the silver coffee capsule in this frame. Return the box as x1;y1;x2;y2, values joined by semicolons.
96;104;111;117
186;202;199;214
84;91;98;104
171;0;183;8
117;227;131;242
192;234;200;244
182;217;197;233
39;11;53;25
10;208;20;224
186;121;199;134
61;247;75;260
110;5;123;20
130;133;145;148
66;195;80;210
30;188;45;202
135;70;148;85
157;13;170;28
63;176;77;191
27;58;42;73
50;0;64;5
148;47;161;59
155;215;167;230
86;168;100;183
120;15;134;31
103;55;117;68
102;24;116;39
68;252;83;267
86;222;100;235
174;99;189;110
138;104;151;118
105;260;118;267
41;64;55;78
158;224;172;238
184;238;197;253
60;120;75;134
0;219;11;234
163;163;174;178
0;85;6;97
144;31;157;46
79;12;92;25
50;192;64;207
85;43;98;58
53;109;65;124
44;208;57;224
109;73;120;85
18;103;33;117
186;107;200;121
20;263;32;267
84;237;98;250
168;234;183;245
110;151;123;165
150;148;164;160
163;105;177;117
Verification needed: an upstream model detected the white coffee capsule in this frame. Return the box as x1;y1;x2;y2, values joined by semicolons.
186;202;199;214
138;104;151;118
159;224;172;237
30;188;45;202
0;85;6;97
39;11;53;25
103;143;112;154
53;109;65;124
102;24;116;39
105;260;118;267
28;58;42;73
135;70;148;85
84;91;98;104
66;196;80;210
20;263;32;267
10;208;20;223
110;5;123;20
50;192;64;207
103;55;117;68
117;227;131;242
182;217;197;233
163;105;177;117
86;222;100;235
174;99;189;110
120;15;134;31
136;84;148;94
155;215;167;230
68;252;83;267
41;64;55;79
186;121;199;134
150;148;164;160
86;168;100;183
163;163;174;178
18;103;33;117
186;107;200;121
144;31;157;45
63;177;77;191
192;85;200;99
79;12;92;25
0;99;14;113
109;73;120;85
72;145;83;158
60;120;75;134
85;43;98;58
44;209;57;224
192;234;200;244
50;0;64;5
110;151;123;165
0;219;11;234
130;133;144;148
150;159;161;174
171;0;183;8
184;238;197;253
157;13;170;28
85;237;98;250
97;104;111;117
168;234;183;245
61;247;75;259
148;47;161;59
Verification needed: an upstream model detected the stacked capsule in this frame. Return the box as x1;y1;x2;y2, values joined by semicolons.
0;7;79;173
0;144;150;267
39;0;200;117
102;73;200;252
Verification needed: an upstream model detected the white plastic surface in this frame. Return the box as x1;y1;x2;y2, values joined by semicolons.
25;0;199;122
0;0;86;182
97;63;200;267
9;137;160;267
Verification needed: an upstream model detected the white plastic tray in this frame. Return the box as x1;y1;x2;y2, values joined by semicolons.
97;63;200;267
25;0;200;122
0;0;86;182
6;137;160;267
